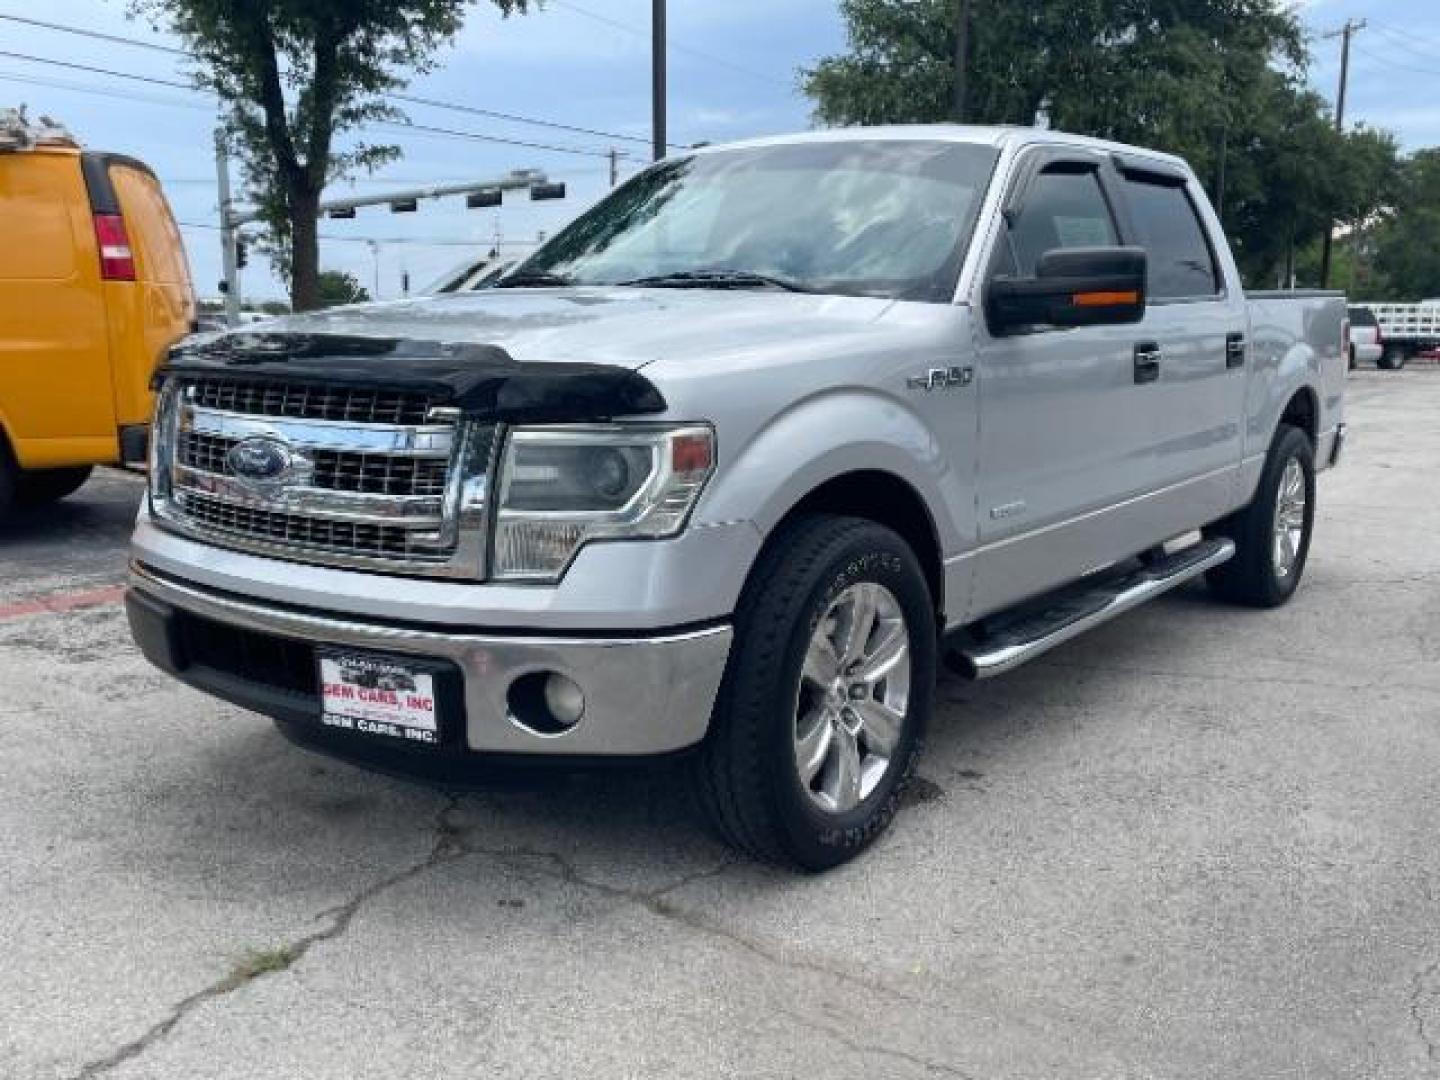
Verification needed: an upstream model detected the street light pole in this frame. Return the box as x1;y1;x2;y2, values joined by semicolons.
214;131;241;326
652;0;667;161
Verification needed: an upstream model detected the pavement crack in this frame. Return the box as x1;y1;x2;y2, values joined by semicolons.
69;794;466;1080
774;1005;977;1078
464;841;926;1008
1410;958;1440;1067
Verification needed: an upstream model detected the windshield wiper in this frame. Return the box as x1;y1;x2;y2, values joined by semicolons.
617;270;813;293
494;271;575;288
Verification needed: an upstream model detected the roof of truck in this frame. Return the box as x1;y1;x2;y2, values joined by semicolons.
688;124;1190;171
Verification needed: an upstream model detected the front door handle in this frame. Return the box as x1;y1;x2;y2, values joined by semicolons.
1134;343;1161;384
1225;332;1247;369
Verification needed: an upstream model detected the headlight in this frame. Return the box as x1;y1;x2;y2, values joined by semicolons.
492;424;716;582
147;377;180;511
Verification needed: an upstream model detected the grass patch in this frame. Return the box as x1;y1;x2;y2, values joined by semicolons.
223;945;301;989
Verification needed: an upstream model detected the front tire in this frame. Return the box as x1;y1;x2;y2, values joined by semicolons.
1204;424;1315;608
694;514;936;870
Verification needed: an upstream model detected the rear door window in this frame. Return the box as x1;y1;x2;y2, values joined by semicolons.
1120;175;1220;300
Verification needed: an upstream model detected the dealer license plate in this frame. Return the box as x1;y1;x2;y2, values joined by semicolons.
318;652;441;747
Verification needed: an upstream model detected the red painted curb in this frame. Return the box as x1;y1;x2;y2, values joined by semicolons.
0;584;127;622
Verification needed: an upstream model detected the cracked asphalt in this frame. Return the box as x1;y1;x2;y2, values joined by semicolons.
3;369;1439;1079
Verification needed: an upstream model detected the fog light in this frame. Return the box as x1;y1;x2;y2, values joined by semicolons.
544;673;586;727
507;671;586;736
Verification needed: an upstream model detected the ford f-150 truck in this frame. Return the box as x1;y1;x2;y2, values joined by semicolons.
126;126;1347;869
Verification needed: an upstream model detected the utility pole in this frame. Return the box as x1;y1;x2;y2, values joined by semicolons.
652;0;667;161
609;147;620;188
953;0;972;122
1320;18;1365;289
214;132;241;326
367;240;381;300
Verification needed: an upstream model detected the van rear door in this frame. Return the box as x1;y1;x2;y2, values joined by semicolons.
86;153;195;449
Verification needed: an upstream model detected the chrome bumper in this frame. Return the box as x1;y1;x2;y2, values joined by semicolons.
127;562;732;757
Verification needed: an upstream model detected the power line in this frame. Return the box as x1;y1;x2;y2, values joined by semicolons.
1367;21;1440;59
1351;42;1434;79
374;118;620;158
549;0;793;90
0;48;193;91
392;92;674;150
0;12;683;149
0;69;211;111
0;13;183;54
0;48;627;158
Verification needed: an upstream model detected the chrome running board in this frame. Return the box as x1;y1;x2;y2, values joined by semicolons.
947;537;1236;680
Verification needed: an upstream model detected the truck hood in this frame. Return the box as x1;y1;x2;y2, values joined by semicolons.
239;287;897;371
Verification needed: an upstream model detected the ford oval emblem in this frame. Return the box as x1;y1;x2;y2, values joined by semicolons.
227;437;293;482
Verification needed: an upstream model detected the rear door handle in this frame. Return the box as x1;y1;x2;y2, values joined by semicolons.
1134;342;1161;384
1226;332;1247;369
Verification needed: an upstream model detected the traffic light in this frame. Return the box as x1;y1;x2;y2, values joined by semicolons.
328;207;357;219
467;190;502;209
529;182;567;202
390;198;418;213
235;237;248;269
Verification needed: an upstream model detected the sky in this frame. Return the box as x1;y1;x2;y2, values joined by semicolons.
2;0;1436;303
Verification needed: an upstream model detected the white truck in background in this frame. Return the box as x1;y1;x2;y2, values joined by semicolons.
1363;302;1440;369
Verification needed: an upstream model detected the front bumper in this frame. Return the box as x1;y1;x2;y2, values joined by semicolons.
126;561;733;759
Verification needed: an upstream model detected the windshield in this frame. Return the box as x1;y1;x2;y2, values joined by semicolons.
505;140;1000;303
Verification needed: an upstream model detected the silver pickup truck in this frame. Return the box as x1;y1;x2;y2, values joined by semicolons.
127;126;1347;869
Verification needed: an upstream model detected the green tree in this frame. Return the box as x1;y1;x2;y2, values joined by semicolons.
803;0;1398;288
315;269;372;308
134;0;532;312
1371;150;1440;301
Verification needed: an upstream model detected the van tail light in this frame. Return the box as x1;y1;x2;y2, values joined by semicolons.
93;213;136;281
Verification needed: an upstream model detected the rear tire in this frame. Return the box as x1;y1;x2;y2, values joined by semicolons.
16;465;93;507
1204;424;1315;608
1379;345;1407;371
693;514;936;870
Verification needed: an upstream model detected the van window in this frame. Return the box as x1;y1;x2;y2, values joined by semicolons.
1121;175;1219;299
0;157;79;280
1004;167;1118;277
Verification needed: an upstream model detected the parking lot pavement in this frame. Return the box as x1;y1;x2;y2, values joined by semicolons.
2;371;1438;1080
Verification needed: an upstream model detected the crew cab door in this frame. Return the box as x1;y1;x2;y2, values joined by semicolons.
968;151;1154;618
1108;157;1247;521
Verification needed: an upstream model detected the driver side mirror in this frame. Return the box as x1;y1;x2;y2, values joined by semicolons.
986;246;1147;334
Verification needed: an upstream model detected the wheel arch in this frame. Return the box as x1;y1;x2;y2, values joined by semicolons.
1279;385;1319;447
763;470;947;622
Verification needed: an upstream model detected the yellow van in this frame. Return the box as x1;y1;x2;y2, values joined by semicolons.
0;113;195;515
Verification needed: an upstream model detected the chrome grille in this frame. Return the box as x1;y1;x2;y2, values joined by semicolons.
177;430;450;498
177;493;448;560
152;377;499;579
188;377;440;425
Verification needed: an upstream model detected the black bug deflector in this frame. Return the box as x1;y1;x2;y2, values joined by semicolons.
158;333;668;424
